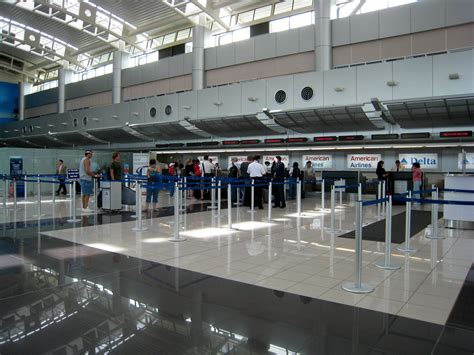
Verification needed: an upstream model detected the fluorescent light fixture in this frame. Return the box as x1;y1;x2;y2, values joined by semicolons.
132;112;139;116
142;238;168;243
111;115;119;119
86;243;126;253
179;227;236;238
231;221;276;231
269;109;282;113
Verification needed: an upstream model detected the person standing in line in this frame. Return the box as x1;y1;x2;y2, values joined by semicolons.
228;157;239;203
272;156;286;208
145;159;162;211
412;162;423;204
79;150;96;213
376;160;389;193
201;155;215;200
248;155;266;209
289;162;301;200
185;159;194;199
56;159;67;195
304;161;315;195
109;152;122;181
193;158;202;200
240;156;252;206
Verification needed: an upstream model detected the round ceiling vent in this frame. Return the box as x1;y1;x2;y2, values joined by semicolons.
83;116;88;126
22;126;26;134
275;90;287;104
73;118;78;127
150;107;157;117
301;86;314;101
165;105;172;116
29;125;34;133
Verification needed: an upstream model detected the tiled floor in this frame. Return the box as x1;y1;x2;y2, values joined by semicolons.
41;193;472;326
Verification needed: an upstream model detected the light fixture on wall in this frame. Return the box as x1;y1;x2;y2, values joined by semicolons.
61;122;68;126
386;80;398;87
47;124;54;128
132;112;139;117
182;105;191;110
3;130;9;133
248;97;258;102
34;126;41;129
213;101;223;106
92;117;100;121
334;87;345;92
449;73;460;80
13;129;19;132
111;114;118;119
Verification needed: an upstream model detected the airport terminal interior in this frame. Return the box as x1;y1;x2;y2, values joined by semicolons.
0;0;474;353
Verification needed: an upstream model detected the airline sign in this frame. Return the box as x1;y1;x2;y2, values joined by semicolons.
302;154;333;169
263;155;289;166
197;156;219;164
458;153;474;169
399;153;438;169
227;156;248;167
347;154;381;169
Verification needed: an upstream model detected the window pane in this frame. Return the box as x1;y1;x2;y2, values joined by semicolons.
254;5;272;20
185;42;193;53
293;0;313;10
290;12;312;29
388;0;417;6
176;28;190;41
163;33;176;45
238;10;254;24
219;32;232;45
270;17;289;33
105;64;113;74
232;27;250;42
147;51;158;63
274;1;293;15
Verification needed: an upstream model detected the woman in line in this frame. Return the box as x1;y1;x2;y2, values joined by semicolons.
376;160;389;193
185;159;194;199
145;159;162;211
412;162;423;204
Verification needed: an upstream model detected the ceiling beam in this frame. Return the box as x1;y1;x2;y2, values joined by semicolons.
188;0;230;30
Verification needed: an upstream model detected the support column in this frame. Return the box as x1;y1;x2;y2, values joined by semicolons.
192;14;208;91
112;48;129;104
58;67;72;114
315;0;332;71
18;78;31;120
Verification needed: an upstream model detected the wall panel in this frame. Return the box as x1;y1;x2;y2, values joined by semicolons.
276;30;299;56
197;87;219;119
412;28;446;55
218;84;242;117
293;71;324;109
433;50;474;96
254;33;277;60
234;38;255;64
241;80;267;115
393;56;433;100
445;0;473;26
410;0;446;33
332;17;350;46
447;23;474;50
178;91;198;120
265;75;294;111
350;11;379;43
379;5;411;38
323;67;357;106
24;103;57;118
356;62;393;103
351;40;381;63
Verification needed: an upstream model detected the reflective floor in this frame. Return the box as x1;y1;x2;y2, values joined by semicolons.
0;192;473;354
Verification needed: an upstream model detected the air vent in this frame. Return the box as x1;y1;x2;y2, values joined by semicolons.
165;105;172;116
73;118;78;127
22;126;26;134
275;90;287;104
150;107;157;117
301;87;313;101
29;125;33;133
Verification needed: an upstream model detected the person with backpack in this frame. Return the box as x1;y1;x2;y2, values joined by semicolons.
201;155;215;200
145;159;162;211
240;156;252;206
289;162;301;200
228;157;239;203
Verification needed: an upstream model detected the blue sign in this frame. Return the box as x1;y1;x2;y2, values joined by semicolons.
67;169;80;179
9;156;24;195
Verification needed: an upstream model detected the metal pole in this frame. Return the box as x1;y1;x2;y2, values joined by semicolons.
217;180;222;217
180;177;187;212
132;182;148;231
297;179;302;215
330;185;335;231
24;174;27;201
397;191;416;253
382;180;386;216
342;200;375;294
375;196;401;270
35;176;42;217
267;181;272;221
426;185;444;240
339;178;343;206
169;182;186;241
358;183;362;201
132;182;139;219
13;179;17;211
2;177;6;209
249;179;255;212
227;183;232;228
52;179;56;204
377;181;381;218
93;178;97;214
321;179;325;210
67;181;80;223
211;178;216;209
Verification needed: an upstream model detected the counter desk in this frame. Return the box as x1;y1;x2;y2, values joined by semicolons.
444;174;474;230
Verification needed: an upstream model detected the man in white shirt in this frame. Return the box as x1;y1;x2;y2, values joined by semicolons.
248;155;266;209
201;155;215;199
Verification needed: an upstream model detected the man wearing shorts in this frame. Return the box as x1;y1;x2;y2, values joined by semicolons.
79;150;95;213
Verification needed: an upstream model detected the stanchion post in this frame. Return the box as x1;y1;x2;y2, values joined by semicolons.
2;177;6;209
377;182;381;219
426;185;444;240
330;184;335;231
93;178;97;213
321;179;325;210
132;182;148;232
181;177;187;212
297;179;302;215
67;181;80;223
267;181;272;221
358;183;362;201
52;179;56;204
249;179;255;212
131;182;139;219
217;179;222;217
375;196;401;270
211;177;216;209
339;178;343;205
36;176;42;217
397;191;417;253
169;182;186;242
24;174;27;200
342;200;375;294
227;183;232;228
13;179;17;210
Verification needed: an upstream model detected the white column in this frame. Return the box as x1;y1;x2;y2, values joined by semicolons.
112;50;123;104
58;67;72;114
315;0;332;71
192;14;208;91
18;78;31;120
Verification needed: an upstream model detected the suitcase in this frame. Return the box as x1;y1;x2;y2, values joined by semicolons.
121;185;136;205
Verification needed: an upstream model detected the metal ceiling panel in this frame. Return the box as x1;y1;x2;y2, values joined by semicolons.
387;96;474;128
0;138;43;148
23;135;71;148
273;106;380;133
87;127;151;143
190;115;277;137
51;132;106;146
0;44;42;66
131;122;203;140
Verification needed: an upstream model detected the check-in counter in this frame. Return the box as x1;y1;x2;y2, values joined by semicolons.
321;171;359;193
444;174;474;229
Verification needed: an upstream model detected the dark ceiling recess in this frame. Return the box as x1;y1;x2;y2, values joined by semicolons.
301;87;314;101
250;22;269;37
275;90;287;104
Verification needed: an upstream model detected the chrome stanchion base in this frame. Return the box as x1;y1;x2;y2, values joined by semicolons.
132;226;148;232
168;236;187;242
396;246;417;253
342;282;374;294
374;261;401;270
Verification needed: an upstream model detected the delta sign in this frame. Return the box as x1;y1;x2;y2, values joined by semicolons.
347;154;381;169
398;153;438;169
